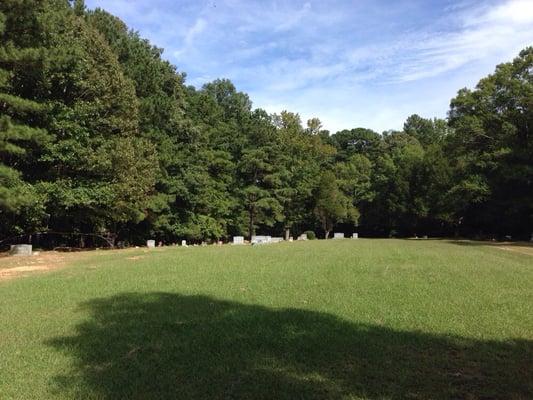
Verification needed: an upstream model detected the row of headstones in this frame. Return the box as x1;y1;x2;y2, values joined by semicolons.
232;232;359;244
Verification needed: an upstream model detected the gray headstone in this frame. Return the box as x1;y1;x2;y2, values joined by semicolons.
333;233;344;239
10;244;32;256
146;240;156;248
233;236;244;245
352;233;358;239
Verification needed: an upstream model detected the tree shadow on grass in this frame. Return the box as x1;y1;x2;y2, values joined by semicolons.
48;293;532;399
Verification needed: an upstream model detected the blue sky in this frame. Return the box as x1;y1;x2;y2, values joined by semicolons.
84;0;533;133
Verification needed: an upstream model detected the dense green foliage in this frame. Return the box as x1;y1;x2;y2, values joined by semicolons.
1;240;532;398
1;0;531;243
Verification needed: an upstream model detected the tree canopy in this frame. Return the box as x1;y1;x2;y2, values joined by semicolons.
1;1;531;244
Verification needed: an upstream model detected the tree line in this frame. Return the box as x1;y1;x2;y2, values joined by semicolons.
1;0;532;245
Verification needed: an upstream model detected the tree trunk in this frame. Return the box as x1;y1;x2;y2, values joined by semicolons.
248;207;255;240
325;230;330;239
284;227;290;241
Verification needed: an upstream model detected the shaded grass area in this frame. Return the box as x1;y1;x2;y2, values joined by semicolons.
49;292;531;400
0;240;532;399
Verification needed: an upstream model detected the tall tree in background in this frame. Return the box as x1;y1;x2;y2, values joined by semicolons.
314;171;358;239
448;47;533;237
0;1;51;236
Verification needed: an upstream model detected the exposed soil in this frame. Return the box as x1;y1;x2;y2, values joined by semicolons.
0;252;71;281
495;244;533;257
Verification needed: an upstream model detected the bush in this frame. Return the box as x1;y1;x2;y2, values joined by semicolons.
304;230;316;240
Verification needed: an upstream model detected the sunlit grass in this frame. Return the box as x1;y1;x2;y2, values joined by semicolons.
1;239;532;399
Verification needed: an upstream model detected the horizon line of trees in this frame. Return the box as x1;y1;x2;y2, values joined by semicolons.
1;0;532;246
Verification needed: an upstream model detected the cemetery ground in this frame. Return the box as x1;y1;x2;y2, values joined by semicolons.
0;240;531;399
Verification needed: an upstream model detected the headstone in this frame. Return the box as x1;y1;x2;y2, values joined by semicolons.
181;240;188;247
270;237;283;243
251;235;271;244
146;240;155;248
289;237;294;242
297;233;308;241
333;233;344;239
352;233;358;239
10;244;32;256
233;236;244;245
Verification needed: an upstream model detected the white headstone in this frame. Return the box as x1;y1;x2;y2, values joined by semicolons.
10;244;32;256
181;240;187;247
252;235;271;244
233;236;244;245
333;233;344;239
271;237;283;243
146;240;156;248
352;233;358;239
297;233;308;241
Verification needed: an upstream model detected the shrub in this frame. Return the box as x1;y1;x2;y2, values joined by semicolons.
304;230;316;240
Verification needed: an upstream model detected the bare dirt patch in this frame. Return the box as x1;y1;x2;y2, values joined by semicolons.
0;251;80;281
495;244;533;257
0;247;162;281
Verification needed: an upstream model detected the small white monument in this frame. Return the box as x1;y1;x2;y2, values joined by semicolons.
352;233;358;239
10;244;32;256
251;235;271;244
233;236;244;245
333;233;344;239
146;240;156;248
181;240;187;247
297;233;308;241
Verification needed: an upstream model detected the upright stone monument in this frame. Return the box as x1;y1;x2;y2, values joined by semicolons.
251;235;271;244
333;233;344;239
181;240;187;247
352;233;358;239
10;244;32;256
233;236;244;245
146;240;156;248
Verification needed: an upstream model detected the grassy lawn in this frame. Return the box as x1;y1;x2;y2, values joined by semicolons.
0;239;531;399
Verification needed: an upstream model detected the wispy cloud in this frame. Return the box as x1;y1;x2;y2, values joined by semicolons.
85;0;533;132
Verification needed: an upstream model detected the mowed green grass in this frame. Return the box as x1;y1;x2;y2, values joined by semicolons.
0;239;532;399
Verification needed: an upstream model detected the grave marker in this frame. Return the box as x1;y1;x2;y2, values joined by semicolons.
10;244;32;256
233;236;244;245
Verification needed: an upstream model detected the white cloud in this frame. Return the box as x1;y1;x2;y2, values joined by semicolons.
84;0;533;133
